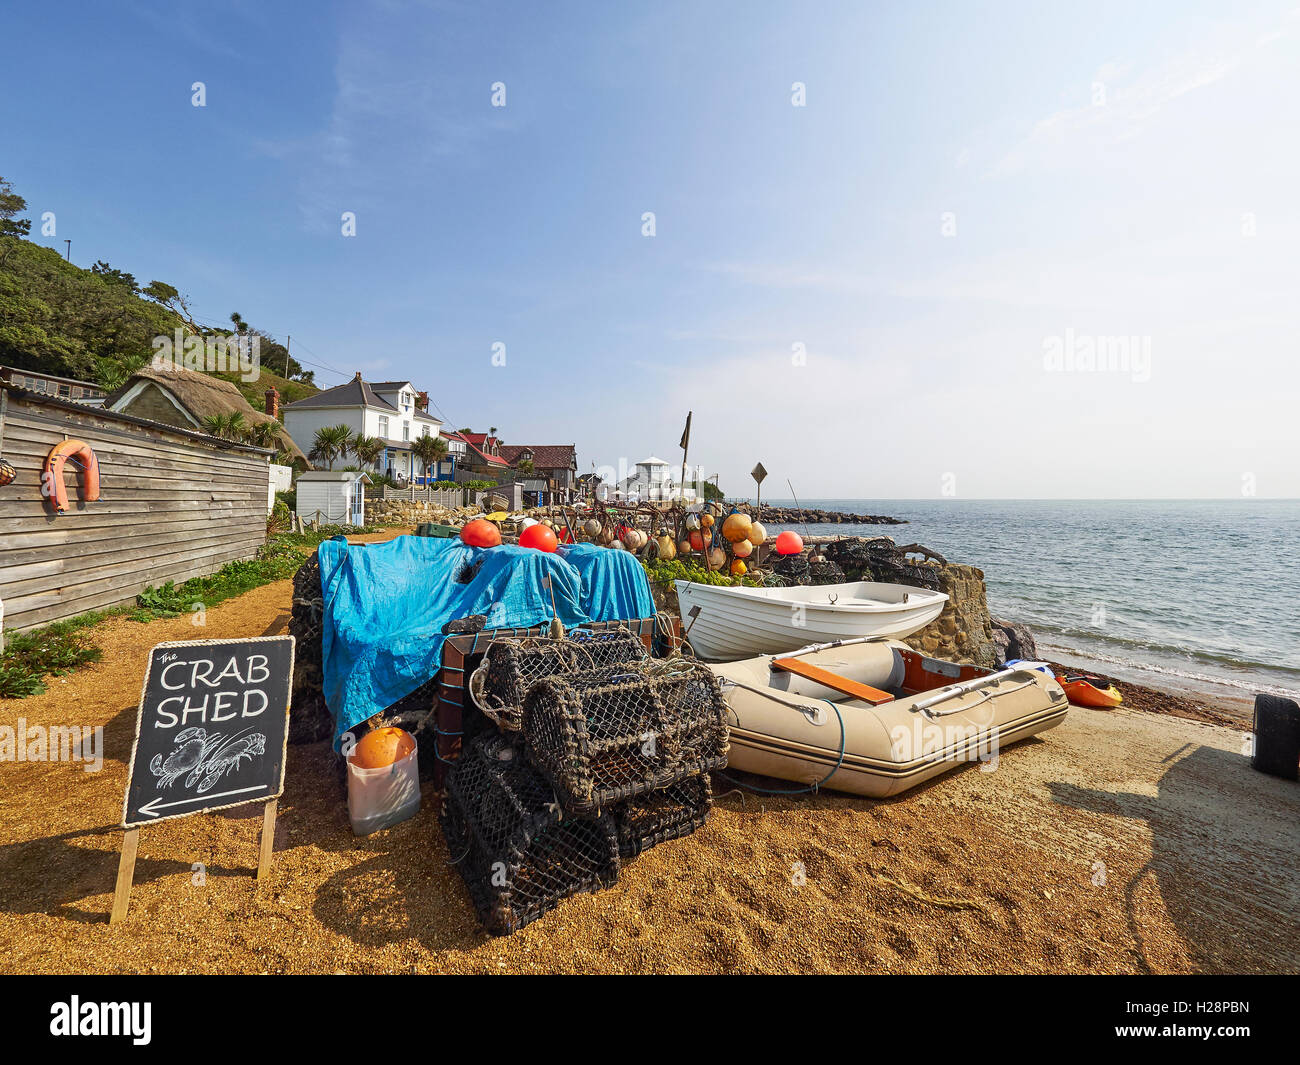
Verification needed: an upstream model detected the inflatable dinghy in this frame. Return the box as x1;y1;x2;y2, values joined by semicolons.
709;638;1069;797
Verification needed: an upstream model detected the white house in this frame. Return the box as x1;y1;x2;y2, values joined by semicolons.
281;373;443;482
602;456;705;502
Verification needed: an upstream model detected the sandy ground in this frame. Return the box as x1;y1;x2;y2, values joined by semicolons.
2;531;1297;974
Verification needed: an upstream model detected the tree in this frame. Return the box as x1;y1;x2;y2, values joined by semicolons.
0;176;31;239
309;424;355;469
411;433;447;483
352;434;384;473
201;411;248;441
246;419;285;450
92;261;139;294
141;280;196;327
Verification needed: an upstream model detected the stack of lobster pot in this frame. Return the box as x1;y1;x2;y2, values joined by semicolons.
440;629;728;935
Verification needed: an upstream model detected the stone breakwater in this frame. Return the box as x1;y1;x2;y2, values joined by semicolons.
739;504;904;525
365;499;477;525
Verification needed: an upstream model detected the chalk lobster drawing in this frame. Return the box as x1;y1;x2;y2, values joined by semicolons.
149;727;267;793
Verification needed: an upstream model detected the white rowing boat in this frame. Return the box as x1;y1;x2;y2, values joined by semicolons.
674;579;948;662
709;638;1068;797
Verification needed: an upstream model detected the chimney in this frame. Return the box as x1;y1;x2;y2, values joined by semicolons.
416;390;428;412
264;386;280;420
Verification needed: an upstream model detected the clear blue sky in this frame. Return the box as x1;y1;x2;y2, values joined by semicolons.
4;1;1298;497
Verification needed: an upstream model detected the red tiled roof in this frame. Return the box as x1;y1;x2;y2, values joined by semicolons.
498;444;577;469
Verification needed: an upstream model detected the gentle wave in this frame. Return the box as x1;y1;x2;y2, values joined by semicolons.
1026;621;1300;680
1038;641;1300;700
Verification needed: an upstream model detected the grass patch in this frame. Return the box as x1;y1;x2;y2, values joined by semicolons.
0;613;113;697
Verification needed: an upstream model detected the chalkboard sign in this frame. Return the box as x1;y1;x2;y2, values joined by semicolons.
122;636;295;827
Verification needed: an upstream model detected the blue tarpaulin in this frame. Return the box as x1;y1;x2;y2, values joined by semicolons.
318;535;656;748
556;542;657;621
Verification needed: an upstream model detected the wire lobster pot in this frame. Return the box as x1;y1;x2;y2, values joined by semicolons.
439;733;620;936
613;772;712;860
469;628;649;732
523;659;729;815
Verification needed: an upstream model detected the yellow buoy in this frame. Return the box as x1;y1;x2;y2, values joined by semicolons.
748;521;767;546
730;559;747;576
722;513;753;543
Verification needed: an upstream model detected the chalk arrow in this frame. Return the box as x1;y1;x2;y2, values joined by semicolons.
136;785;269;818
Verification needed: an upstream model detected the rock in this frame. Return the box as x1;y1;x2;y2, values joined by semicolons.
990;617;1039;666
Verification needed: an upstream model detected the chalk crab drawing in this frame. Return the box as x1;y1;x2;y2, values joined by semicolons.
149;727;267;793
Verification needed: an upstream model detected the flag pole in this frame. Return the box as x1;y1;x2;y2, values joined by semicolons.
679;410;692;507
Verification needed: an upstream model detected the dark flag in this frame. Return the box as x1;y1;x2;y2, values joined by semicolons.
679;411;692;452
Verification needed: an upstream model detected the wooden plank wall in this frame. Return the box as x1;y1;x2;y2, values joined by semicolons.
1;391;269;633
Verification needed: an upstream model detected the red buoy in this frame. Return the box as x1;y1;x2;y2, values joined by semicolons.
519;523;559;552
774;530;804;555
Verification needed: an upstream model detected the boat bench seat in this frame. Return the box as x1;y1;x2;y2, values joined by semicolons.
771;657;895;705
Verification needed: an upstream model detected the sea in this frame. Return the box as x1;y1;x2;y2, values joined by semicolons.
758;499;1300;708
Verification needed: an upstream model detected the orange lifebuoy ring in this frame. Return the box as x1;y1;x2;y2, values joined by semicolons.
43;438;101;513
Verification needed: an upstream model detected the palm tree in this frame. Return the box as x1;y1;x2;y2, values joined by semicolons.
246;418;284;450
411;434;447;484
201;411;248;441
309;424;355;469
352;434;384;474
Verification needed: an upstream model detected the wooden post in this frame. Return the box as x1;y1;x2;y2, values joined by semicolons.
109;828;140;925
257;799;278;883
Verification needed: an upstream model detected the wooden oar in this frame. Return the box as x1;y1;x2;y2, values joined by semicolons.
771;656;895;705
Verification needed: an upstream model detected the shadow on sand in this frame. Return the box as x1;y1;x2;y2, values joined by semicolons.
1050;743;1300;973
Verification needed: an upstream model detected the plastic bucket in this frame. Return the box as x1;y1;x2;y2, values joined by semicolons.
347;744;421;835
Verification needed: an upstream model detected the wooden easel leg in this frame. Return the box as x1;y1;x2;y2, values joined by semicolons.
110;827;140;925
256;799;278;883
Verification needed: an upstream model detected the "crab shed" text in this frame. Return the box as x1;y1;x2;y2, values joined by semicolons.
153;652;272;728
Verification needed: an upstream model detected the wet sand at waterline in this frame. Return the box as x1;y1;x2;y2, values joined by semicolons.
2;537;1296;974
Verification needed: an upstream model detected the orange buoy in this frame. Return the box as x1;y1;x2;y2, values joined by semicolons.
460;518;502;547
43;438;100;513
351;727;416;769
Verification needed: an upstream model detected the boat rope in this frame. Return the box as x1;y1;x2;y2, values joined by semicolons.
716;696;847;796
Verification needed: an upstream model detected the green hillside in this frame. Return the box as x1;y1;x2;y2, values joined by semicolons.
0;174;319;400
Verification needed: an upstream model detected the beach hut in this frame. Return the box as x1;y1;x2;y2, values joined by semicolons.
296;471;371;525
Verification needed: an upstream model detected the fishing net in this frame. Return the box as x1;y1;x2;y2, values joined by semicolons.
523;659;729;815
470;628;648;732
440;733;620;936
613;773;712;859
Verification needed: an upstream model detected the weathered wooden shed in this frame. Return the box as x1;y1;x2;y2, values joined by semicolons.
0;383;273;635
